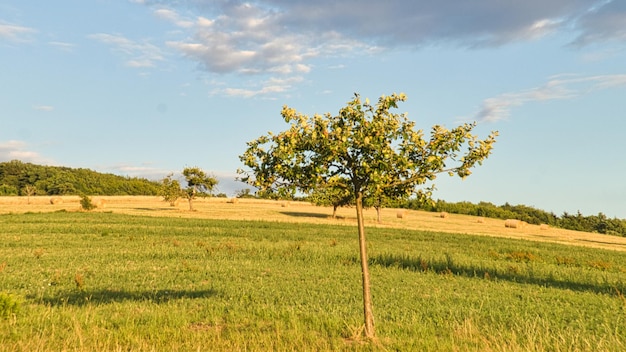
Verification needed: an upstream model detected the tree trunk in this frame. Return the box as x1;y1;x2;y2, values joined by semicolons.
355;191;375;338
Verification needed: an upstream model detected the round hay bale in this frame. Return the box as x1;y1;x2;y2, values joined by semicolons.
281;201;290;208
477;217;486;223
94;198;106;208
439;212;449;218
50;197;63;205
227;198;239;204
504;219;524;228
539;224;549;230
396;210;407;219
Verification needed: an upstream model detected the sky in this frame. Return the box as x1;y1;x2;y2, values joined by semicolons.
1;0;626;218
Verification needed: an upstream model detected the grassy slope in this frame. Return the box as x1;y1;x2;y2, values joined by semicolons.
0;198;625;351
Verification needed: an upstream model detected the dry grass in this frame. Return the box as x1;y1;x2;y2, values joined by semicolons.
1;195;626;252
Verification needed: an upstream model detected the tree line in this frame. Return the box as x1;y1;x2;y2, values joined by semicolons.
0;160;161;196
406;198;626;236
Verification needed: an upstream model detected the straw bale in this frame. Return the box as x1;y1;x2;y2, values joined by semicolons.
50;197;63;205
505;219;524;229
440;212;449;218
397;210;407;219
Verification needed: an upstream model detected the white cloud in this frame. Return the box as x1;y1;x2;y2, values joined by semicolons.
474;74;626;122
154;8;194;28
213;76;304;98
0;140;54;164
33;105;54;111
0;22;36;42
133;0;626;98
89;33;164;68
48;41;75;51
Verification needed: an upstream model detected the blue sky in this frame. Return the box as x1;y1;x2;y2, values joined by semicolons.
1;0;626;218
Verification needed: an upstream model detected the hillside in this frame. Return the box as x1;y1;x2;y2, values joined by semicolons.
0;160;161;196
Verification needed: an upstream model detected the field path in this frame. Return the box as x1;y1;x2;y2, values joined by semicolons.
2;196;626;252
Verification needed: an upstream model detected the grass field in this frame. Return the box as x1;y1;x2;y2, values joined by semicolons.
1;196;625;351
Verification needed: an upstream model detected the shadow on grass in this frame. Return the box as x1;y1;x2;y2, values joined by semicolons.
369;253;625;296
280;211;330;219
30;288;218;307
134;207;178;212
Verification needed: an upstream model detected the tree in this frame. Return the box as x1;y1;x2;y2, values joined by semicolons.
160;174;183;206
181;167;218;211
238;93;498;339
308;176;353;219
22;184;38;204
79;195;96;211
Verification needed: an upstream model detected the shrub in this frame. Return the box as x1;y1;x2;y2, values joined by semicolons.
80;195;96;211
0;292;21;319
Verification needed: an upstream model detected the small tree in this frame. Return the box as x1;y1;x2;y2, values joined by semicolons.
22;185;38;204
239;93;498;338
182;167;218;211
79;195;96;211
160;174;183;206
308;176;353;218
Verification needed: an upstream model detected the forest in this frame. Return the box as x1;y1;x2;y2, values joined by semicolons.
0;160;161;196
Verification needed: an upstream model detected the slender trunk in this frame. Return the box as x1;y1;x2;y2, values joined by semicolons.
375;206;381;223
188;187;196;211
355;191;375;338
332;205;337;219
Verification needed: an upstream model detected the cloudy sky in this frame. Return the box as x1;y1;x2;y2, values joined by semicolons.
1;0;626;217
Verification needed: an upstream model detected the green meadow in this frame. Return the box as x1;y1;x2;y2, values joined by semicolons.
1;211;625;351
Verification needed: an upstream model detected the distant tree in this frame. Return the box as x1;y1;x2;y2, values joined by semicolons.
160;174;182;206
79;195;96;211
235;188;255;198
22;185;38;204
308;176;353;218
182;167;218;211
0;184;18;196
239;93;498;338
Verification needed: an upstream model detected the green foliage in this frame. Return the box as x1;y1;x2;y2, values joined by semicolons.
0;292;21;319
159;174;182;206
0;184;18;196
181;167;218;211
79;195;96;211
0;212;624;350
308;177;353;218
0;160;161;196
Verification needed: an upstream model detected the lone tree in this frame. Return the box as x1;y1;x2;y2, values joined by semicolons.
238;93;498;339
181;167;218;211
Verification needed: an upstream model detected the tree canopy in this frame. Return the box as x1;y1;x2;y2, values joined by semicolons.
181;167;218;211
